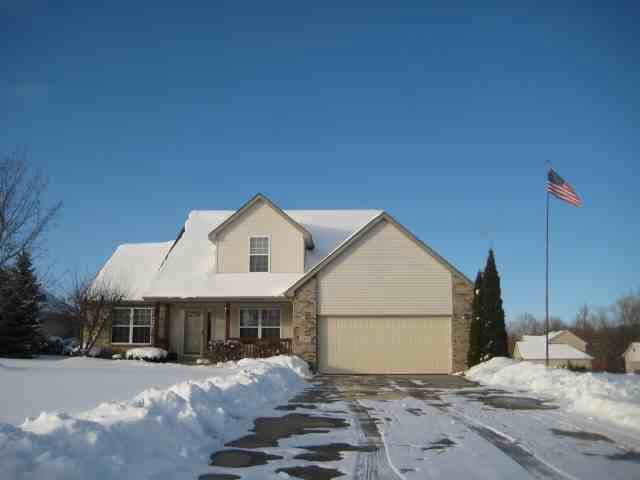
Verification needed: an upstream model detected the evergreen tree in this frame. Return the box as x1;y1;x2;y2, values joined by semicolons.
482;249;508;358
0;251;45;357
467;271;484;366
0;267;11;356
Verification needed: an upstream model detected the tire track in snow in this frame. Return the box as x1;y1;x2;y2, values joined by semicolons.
389;378;577;480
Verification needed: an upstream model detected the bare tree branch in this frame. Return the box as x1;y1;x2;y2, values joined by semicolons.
65;275;126;355
0;149;62;269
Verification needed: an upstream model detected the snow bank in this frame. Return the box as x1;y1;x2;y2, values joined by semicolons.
125;347;168;361
467;358;640;432
0;355;310;480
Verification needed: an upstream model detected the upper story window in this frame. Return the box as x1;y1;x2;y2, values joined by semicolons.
249;236;270;272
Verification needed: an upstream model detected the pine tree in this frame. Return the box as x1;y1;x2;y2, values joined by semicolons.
467;271;484;366
0;251;45;357
0;267;11;356
482;249;508;358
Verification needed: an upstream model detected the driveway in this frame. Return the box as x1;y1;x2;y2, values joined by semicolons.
201;375;640;480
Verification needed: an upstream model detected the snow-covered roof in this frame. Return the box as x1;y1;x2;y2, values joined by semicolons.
516;334;593;360
623;342;640;358
522;331;564;343
94;242;173;300
101;209;383;300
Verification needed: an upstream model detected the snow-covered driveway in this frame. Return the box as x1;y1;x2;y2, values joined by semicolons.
204;375;640;479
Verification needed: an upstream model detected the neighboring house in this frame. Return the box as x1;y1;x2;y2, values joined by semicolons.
93;194;473;374
622;342;640;373
513;330;593;369
39;292;76;339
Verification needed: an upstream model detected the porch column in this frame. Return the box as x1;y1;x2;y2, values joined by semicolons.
225;302;231;339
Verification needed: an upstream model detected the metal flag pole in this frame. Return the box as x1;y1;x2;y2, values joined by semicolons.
545;166;550;367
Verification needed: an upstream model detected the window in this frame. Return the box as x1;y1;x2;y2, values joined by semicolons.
112;307;153;344
239;308;281;339
249;236;269;272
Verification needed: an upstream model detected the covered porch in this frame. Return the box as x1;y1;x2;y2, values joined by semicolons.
154;300;294;361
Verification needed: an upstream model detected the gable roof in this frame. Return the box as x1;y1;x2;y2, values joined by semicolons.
284;212;473;296
623;342;640;357
142;208;382;299
516;332;593;361
515;338;593;360
207;193;315;249
93;242;173;301
97;196;470;301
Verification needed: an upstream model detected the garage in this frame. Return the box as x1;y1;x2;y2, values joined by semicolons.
318;316;452;374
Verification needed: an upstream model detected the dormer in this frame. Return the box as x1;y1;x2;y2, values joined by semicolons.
208;194;313;274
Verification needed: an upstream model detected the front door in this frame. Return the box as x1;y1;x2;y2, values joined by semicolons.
184;311;202;355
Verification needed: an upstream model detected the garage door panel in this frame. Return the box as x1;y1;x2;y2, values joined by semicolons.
319;316;451;374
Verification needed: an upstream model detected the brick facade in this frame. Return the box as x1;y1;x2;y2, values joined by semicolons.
451;272;473;372
291;277;318;370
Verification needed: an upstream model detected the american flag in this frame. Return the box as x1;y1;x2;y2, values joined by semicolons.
547;169;582;207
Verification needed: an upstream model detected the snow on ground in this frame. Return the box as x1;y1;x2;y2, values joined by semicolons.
0;355;235;425
0;355;310;480
467;357;640;432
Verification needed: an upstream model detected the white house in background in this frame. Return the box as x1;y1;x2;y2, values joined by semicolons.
623;342;640;373
513;330;593;369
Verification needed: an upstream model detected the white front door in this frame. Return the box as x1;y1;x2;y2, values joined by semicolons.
184;311;202;355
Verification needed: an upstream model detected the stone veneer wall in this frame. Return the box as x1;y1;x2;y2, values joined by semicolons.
451;272;473;372
291;277;318;370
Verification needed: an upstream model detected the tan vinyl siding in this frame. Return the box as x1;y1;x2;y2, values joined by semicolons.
317;219;452;316
550;331;587;352
626;360;640;373
230;303;293;338
319;316;452;374
513;343;523;360
216;202;305;273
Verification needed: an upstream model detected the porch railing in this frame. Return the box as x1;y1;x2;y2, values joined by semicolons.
206;338;292;362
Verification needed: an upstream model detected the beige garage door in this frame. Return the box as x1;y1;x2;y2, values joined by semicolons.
319;316;452;374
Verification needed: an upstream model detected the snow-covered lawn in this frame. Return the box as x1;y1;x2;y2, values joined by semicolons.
467;357;640;432
0;355;233;425
0;355;310;480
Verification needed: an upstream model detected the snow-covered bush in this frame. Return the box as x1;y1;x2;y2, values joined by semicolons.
125;347;168;362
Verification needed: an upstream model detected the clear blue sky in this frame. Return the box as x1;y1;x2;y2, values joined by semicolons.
2;2;638;323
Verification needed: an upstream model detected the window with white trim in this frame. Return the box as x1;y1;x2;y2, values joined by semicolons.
239;308;281;339
112;307;152;344
249;236;269;272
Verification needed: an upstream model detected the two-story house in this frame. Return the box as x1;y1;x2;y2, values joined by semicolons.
94;194;473;373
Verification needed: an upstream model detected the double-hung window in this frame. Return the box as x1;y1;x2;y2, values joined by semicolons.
112;307;153;344
239;308;281;339
249;236;269;272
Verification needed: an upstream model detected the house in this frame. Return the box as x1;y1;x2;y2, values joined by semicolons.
93;194;473;374
622;342;640;373
513;330;593;369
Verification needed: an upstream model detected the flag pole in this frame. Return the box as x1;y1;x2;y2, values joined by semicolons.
545;172;550;367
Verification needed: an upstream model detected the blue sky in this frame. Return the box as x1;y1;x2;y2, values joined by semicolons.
2;2;638;323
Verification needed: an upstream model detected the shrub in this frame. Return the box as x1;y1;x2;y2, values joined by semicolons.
207;339;243;362
125;347;168;362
